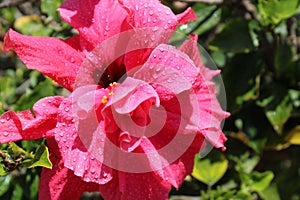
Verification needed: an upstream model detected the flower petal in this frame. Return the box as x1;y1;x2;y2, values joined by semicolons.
0;96;64;143
99;170;171;200
4;30;82;91
107;77;159;114
119;0;196;30
134;44;199;98
196;82;230;150
54;94;113;184
58;0;130;50
178;34;220;81
39;138;99;200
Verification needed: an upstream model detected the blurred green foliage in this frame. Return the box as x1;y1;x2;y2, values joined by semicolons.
0;0;299;199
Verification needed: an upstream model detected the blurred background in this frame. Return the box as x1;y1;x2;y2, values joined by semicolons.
0;0;299;199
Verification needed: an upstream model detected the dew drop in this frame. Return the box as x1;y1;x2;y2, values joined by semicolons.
64;107;70;112
42;103;46;107
0;119;4;123
103;172;108;178
70;57;75;63
105;25;110;31
156;66;161;72
60;132;64;137
3;132;8;137
149;10;154;15
150;35;156;41
152;73;159;79
166;10;171;15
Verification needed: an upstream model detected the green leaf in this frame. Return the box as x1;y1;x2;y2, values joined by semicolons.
0;175;12;196
286;126;300;145
258;183;281;200
250;171;274;192
178;4;221;35
11;184;23;200
14;15;52;36
41;0;64;21
209;18;255;53
265;94;293;134
15;78;55;112
258;0;300;25
192;152;228;186
27;144;52;169
0;166;8;176
223;53;261;112
275;43;293;79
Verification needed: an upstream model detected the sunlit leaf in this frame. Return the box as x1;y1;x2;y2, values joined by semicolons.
265;95;293;134
27;144;52;169
259;183;281;200
258;0;300;25
250;171;274;192
286;126;300;145
192;152;228;186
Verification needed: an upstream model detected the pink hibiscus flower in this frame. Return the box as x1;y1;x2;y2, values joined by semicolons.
0;0;229;199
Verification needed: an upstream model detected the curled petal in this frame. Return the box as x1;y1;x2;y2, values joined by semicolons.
134;44;199;99
196;82;230;150
178;34;220;81
0;96;64;143
4;30;82;91
176;7;197;25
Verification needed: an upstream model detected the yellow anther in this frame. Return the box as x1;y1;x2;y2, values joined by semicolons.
108;91;114;96
101;95;108;104
109;82;117;87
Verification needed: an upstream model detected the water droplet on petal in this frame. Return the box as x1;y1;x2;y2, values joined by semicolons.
149;10;154;15
3;132;9;137
0;119;4;123
166;10;171;15
70;57;75;63
64;107;70;112
103;172;108;178
156;66;161;72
